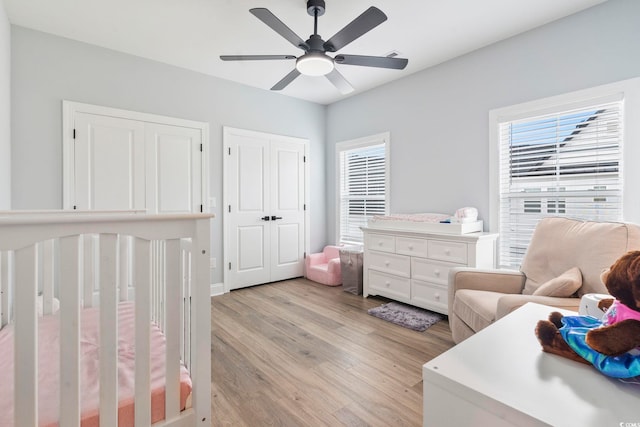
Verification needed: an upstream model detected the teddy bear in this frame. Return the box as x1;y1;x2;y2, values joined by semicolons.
535;250;640;378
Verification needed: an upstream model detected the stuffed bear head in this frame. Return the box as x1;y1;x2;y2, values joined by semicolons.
602;250;640;312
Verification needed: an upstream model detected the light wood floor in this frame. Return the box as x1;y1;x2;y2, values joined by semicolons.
210;278;455;426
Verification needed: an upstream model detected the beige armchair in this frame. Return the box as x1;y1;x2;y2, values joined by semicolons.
448;217;640;343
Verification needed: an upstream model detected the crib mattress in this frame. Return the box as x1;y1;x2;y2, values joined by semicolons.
0;302;192;427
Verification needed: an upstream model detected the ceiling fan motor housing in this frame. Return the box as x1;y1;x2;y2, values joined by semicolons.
306;34;326;52
307;0;326;16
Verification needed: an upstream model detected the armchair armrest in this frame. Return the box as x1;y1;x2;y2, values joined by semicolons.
448;267;526;316
327;258;341;275
306;252;326;267
496;295;580;320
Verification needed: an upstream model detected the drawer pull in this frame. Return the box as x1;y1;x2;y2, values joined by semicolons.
378;241;383;246
434;269;440;276
384;260;390;266
408;245;414;250
385;281;391;287
435;293;440;300
445;249;451;255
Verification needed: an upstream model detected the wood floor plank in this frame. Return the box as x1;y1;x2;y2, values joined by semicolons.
211;278;455;426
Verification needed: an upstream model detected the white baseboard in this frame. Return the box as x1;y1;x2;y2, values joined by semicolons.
210;282;225;297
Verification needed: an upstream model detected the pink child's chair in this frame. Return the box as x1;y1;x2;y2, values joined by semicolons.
304;245;342;286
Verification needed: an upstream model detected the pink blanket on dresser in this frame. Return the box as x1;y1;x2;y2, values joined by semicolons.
0;302;192;427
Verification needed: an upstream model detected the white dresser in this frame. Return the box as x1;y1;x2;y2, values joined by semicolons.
362;227;498;315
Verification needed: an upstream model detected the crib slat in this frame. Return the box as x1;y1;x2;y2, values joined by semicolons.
1;251;9;327
43;239;55;315
179;240;191;356
182;247;191;370
99;234;118;426
134;237;152;426
82;235;94;308
165;239;181;419
14;245;38;427
58;236;81;427
119;235;129;301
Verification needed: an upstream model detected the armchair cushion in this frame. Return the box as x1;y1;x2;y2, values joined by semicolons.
532;267;582;297
521;218;640;296
453;290;504;333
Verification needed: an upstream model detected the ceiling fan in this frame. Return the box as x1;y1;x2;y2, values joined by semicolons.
220;0;408;94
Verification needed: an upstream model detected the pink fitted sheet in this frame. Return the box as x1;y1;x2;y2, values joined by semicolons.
0;302;192;427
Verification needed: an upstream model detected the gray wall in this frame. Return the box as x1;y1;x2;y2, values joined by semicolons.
10;26;327;283
326;0;640;241
0;0;9;209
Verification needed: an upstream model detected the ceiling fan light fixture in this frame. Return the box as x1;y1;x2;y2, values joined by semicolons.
296;53;334;76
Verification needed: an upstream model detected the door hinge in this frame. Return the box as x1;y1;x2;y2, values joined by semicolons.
228;205;231;213
303;155;306;162
228;147;231;155
73;205;77;210
228;262;231;270
200;204;203;212
200;144;203;152
303;204;306;211
304;252;306;259
73;129;76;139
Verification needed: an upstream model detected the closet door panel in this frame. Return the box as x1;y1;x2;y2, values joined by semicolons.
74;113;145;210
226;132;271;289
146;123;202;214
269;140;305;281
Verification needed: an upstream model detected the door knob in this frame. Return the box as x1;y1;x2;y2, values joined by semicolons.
271;216;283;220
260;216;271;221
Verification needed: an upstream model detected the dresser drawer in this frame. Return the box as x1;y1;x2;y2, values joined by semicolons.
369;270;410;300
411;258;454;286
411;279;448;314
427;240;467;264
367;233;396;253
396;236;428;258
367;250;410;277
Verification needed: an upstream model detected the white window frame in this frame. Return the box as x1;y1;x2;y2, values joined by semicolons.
335;132;390;245
489;77;640;268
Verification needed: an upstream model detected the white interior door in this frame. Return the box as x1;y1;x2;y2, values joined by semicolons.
224;127;307;290
73;113;145;210
269;140;305;282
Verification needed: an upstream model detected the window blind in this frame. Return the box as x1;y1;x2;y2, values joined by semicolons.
339;143;386;245
498;101;623;267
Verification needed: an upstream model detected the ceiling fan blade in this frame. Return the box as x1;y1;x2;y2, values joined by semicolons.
271;69;301;91
326;69;354;94
335;54;408;70
220;55;296;61
250;8;309;51
323;7;387;52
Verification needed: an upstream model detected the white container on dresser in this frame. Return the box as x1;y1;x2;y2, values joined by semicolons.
362;227;498;315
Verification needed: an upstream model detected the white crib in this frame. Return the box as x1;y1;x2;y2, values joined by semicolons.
0;211;212;427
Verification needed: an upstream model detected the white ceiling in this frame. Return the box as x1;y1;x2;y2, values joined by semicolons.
4;0;607;105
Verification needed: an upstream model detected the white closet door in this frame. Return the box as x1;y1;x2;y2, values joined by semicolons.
145;123;202;214
224;127;307;290
269;139;305;282
226;133;271;289
74;113;145;210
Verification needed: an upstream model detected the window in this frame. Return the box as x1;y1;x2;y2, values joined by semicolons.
495;100;623;267
337;133;390;245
